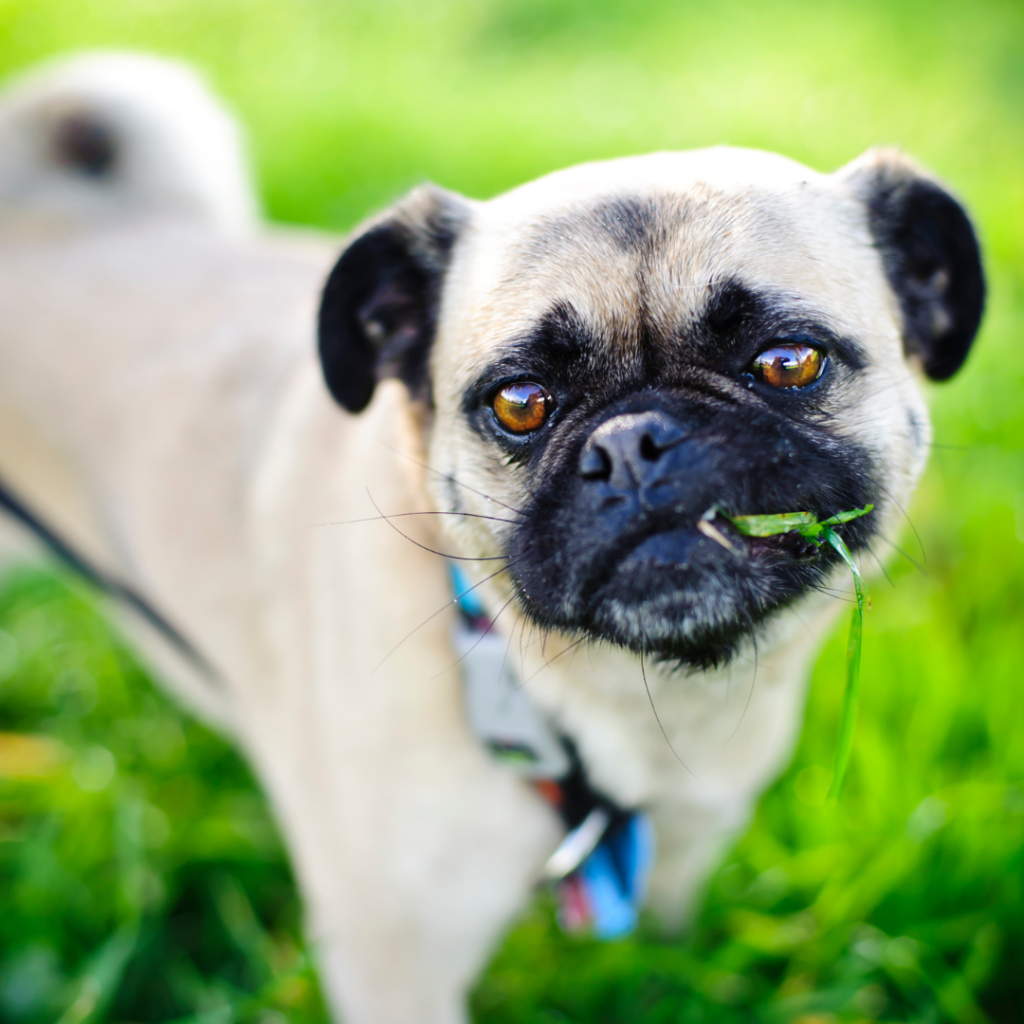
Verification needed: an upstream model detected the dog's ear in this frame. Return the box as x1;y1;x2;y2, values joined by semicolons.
840;149;985;381
318;185;470;413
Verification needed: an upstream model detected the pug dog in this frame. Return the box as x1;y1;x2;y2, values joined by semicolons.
0;53;983;1024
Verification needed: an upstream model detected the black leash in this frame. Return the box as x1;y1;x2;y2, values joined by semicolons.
0;476;218;679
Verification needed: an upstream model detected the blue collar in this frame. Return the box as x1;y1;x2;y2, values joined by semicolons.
449;563;654;939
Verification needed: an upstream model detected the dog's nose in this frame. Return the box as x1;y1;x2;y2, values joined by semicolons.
578;411;686;489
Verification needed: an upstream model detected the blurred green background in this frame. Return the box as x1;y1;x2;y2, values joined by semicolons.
1;0;1022;1021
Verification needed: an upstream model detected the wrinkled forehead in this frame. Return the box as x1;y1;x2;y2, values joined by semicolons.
440;150;892;372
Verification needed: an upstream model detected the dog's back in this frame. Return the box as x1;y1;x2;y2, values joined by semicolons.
0;53;338;730
0;59;551;1024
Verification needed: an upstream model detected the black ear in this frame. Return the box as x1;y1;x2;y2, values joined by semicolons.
318;185;469;413
843;150;985;381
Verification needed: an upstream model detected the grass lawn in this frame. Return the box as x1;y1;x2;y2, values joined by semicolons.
1;0;1023;1020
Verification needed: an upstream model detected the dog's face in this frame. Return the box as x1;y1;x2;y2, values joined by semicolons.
318;148;984;668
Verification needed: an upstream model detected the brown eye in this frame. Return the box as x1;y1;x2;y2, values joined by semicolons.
492;382;552;434
750;343;824;388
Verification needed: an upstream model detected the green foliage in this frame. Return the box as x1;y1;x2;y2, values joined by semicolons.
728;507;874;541
0;570;327;1022
820;529;865;803
726;506;873;800
1;1;1023;1021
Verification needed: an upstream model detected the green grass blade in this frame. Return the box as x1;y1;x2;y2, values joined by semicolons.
727;505;874;542
816;504;875;530
55;919;142;1024
824;528;865;801
728;511;819;536
724;506;872;799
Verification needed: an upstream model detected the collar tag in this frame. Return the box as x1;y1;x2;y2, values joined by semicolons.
454;620;571;780
450;564;654;939
450;563;570;779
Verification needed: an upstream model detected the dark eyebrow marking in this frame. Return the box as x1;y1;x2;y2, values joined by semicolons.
693;277;868;371
462;301;600;410
700;278;770;337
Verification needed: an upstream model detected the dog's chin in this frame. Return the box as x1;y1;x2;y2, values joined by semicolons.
515;524;825;671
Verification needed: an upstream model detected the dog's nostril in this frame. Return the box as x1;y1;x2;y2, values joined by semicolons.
579;443;611;480
639;433;660;462
643;419;686;455
580;412;686;485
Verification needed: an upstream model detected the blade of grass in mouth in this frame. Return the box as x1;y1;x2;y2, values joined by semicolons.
722;504;873;801
728;510;819;536
823;528;864;800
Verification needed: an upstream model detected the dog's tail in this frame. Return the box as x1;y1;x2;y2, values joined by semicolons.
0;51;258;231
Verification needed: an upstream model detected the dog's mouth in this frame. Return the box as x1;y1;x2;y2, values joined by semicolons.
509;504;871;670
633;511;822;565
577;510;820;606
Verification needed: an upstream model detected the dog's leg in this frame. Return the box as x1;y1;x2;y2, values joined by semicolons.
238;680;559;1024
645;796;752;932
241;377;561;1024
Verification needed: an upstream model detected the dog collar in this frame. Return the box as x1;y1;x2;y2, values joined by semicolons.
450;564;654;939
